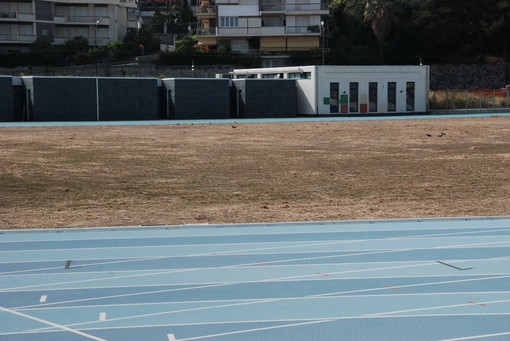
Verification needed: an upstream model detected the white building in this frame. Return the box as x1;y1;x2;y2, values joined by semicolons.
0;0;138;51
232;65;430;115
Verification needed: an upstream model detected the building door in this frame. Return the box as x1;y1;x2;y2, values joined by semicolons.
349;82;358;113
330;82;338;113
406;82;415;111
388;82;396;112
369;82;378;112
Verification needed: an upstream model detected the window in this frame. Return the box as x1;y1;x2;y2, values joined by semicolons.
220;17;238;27
18;2;32;13
295;16;310;26
262;15;284;27
231;39;248;52
288;72;311;79
330;82;339;113
406;82;415;111
369;82;377;112
387;82;396;112
261;73;278;78
95;5;108;17
349;82;358;112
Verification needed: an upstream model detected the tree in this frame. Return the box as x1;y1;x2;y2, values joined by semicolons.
329;0;377;64
363;0;403;62
61;36;90;56
175;35;198;53
123;27;160;54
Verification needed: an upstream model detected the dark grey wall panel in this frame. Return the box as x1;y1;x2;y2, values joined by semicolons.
232;79;297;118
0;76;14;122
35;23;54;42
35;1;53;20
162;78;230;119
98;78;159;120
23;77;96;121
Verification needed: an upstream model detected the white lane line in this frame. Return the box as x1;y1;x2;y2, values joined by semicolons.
2;226;509;279
179;319;333;341
8;251;510;311
2;222;509;245
15;282;232;310
439;330;510;340
167;333;177;341
369;298;510;317
39;295;47;303
14;291;510;312
312;274;510;298
0;305;106;341
30;269;510;331
163;298;510;341
4;233;510;293
7;313;510;336
2;226;509;259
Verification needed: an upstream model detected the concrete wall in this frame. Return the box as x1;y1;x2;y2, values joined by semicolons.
232;79;297;118
430;64;508;90
22;77;159;121
162;78;230;119
98;78;159;121
23;77;97;121
0;76;14;122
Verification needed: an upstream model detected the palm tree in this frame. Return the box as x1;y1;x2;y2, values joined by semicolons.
364;0;403;62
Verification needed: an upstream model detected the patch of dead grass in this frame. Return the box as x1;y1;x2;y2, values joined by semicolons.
1;116;509;229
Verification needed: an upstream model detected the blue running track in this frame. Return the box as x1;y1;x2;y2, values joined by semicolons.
1;217;510;340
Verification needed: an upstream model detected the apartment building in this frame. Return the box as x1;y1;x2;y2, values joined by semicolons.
196;0;328;66
0;0;137;51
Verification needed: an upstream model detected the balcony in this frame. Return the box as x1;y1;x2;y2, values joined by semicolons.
217;26;262;37
260;1;285;12
197;27;217;36
286;25;320;34
0;33;37;44
0;12;16;19
198;25;320;37
53;15;110;26
260;1;328;14
261;26;285;36
53;36;111;46
0;11;36;22
196;6;216;17
126;19;138;29
285;2;329;15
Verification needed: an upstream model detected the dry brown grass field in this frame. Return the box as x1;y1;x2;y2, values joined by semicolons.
1;116;509;230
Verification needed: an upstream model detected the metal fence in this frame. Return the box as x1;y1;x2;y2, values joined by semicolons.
429;89;510;112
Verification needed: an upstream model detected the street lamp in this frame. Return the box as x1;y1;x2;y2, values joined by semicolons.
95;19;100;46
95;19;100;76
320;20;325;65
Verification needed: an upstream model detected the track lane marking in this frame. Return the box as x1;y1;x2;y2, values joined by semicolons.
0;305;106;341
3;236;510;293
439;330;510;340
